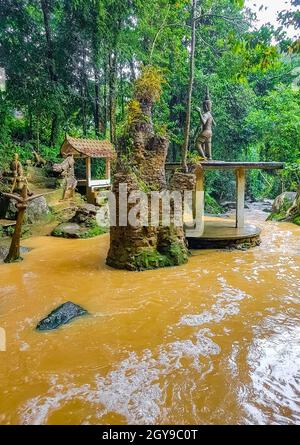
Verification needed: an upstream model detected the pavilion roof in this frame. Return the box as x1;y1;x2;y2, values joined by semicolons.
61;135;116;159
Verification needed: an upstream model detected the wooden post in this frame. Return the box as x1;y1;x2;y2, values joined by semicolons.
186;166;205;237
106;159;111;181
2;185;43;263
236;168;245;228
5;187;27;262
85;157;91;185
85;157;92;202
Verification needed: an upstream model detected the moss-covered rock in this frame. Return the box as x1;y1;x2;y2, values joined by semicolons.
52;221;107;239
267;192;296;221
51;203;108;239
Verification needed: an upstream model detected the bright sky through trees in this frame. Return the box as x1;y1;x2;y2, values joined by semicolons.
245;0;299;37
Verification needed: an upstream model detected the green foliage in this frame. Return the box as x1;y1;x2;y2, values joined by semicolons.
0;0;299;202
244;87;300;197
204;192;223;214
127;100;144;126
134;66;164;103
293;215;300;226
78;223;108;239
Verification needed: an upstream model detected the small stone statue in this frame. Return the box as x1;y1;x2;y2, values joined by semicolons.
195;87;216;161
8;153;30;193
53;155;77;200
32;150;47;167
10;153;24;191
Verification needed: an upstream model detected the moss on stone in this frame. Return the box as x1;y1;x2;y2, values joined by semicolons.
134;175;158;193
292;215;300;226
168;241;189;265
130;249;169;271
51;227;64;237
128;240;189;272
52;221;108;239
267;212;286;221
78;224;108;239
127;99;145;127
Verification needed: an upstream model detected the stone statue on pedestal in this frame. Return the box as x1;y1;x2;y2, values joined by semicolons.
53;155;77;200
5;153;30;193
195;87;216;161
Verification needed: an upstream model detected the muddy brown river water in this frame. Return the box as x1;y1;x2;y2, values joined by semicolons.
0;207;299;425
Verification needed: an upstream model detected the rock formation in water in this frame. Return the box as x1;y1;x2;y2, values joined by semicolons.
106;67;193;271
36;301;88;331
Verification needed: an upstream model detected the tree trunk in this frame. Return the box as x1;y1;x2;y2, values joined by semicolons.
120;69;125;119
49;113;59;147
36;114;40;152
103;61;108;136
129;58;136;82
109;51;117;146
41;0;59;147
181;0;197;172
81;45;88;136
41;0;57;82
4;208;25;263
94;66;101;137
28;110;33;140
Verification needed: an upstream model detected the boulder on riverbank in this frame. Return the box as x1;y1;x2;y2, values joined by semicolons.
267;191;297;222
7;195;50;224
51;203;108;238
36;301;88;331
0;246;30;263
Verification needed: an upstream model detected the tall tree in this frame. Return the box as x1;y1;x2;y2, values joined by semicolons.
181;0;198;172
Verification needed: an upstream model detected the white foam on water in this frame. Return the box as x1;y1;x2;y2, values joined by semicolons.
21;384;91;425
19;328;221;425
243;321;300;425
179;278;250;327
19;342;30;351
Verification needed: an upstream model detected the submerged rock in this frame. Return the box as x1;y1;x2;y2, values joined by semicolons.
36;301;88;331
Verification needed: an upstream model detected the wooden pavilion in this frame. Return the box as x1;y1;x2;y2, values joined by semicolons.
60;135;116;203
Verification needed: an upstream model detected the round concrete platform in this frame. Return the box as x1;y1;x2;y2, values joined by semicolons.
187;218;261;249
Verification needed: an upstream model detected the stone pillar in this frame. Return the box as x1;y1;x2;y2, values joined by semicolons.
106;67;190;271
236;168;245;228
